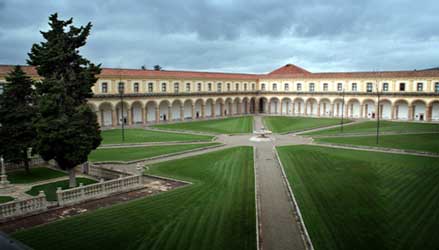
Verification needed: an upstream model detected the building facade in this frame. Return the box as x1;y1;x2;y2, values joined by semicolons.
1;64;439;127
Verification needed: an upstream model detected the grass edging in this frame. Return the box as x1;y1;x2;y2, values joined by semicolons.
273;146;314;250
253;146;261;250
99;137;218;148
92;143;225;164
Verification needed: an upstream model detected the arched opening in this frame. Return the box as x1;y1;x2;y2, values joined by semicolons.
281;98;292;115
333;99;344;117
115;102;129;125
225;98;233;116
249;98;256;114
184;100;193;119
306;98;318;116
347;99;360;118
319;99;331;117
394;100;409;120
215;98;224;117
98;102;113;127
269;97;280;114
205;99;214;117
131;101;143;124
379;99;392;120
242;97;249;114
431;101;439;121
146;101;157;122
195;99;203;119
233;98;240;115
259;97;268;113
362;99;376;119
159;100;170;121
171;100;183;121
412;100;426;121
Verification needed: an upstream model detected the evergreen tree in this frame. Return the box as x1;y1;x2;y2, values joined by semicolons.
28;13;102;187
0;66;36;173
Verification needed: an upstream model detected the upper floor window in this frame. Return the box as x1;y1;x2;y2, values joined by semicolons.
186;83;191;92
118;82;125;93
244;83;247;91
366;82;373;93
208;83;212;91
309;83;315;92
161;82;167;92
0;83;4;94
337;83;343;91
197;82;202;92
284;83;289;91
252;83;255;90
297;83;302;91
227;83;231;91
101;82;108;93
148;82;153;93
382;82;389;92
133;82;139;93
217;82;222;92
235;83;239;91
435;82;439;93
323;83;328;91
272;83;277;91
417;82;423;92
174;82;179;93
351;83;357;92
399;83;406;91
261;83;266;91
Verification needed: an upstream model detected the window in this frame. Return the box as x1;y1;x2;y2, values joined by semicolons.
366;82;373;93
101;82;108;93
261;83;266;91
227;83;231;91
309;83;315;92
399;83;406;91
352;83;357;91
186;83;191;92
284;83;289;91
417;82;423;92
208;83;212;91
118;82;125;93
272;83;277;91
435;82;439;93
0;83;4;94
244;83;247;91
297;83;302;91
161;82;167;92
133;82;139;93
174;82;179;93
382;82;389;92
252;83;255;90
197;83;202;92
337;83;343;91
235;83;239;91
217;82;222;92
323;83;328;91
148;82;153;93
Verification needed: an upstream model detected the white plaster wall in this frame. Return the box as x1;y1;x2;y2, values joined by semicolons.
171;103;180;120
381;102;391;119
413;102;426;121
397;103;408;120
132;105;142;123
432;103;439;120
102;110;112;126
184;102;192;118
146;103;156;122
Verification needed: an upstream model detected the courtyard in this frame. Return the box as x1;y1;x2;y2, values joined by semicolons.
1;115;438;250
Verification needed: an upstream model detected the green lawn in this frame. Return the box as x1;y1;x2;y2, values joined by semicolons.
304;120;439;136
14;147;256;250
277;145;439;250
152;116;253;134
101;128;214;144
26;178;98;201
7;167;66;184
89;143;221;162
263;116;349;133
0;196;14;204
316;133;439;153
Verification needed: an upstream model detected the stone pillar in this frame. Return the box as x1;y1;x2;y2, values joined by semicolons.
237;101;242;115
112;109;117;127
191;104;196;119
211;103;216;117
360;104;364;118
317;103;321;117
201;104;206;118
304;102;308;116
127;107;132;125
426;105;432;121
96;111;102;127
141;107;146;125
292;103;296;115
298;102;302;115
391;105;396;120
155;107;160;123
330;103;334;117
168;106;172;121
246;101;250;114
408;105;414;120
180;106;184;121
221;103;225;117
268;101;272;114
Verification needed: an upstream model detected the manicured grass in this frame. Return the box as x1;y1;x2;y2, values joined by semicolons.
304;120;439;136
26;178;98;201
88;143;221;162
101;128;214;144
14;147;256;250
0;196;14;204
316;133;439;153
263;116;350;133
7;167;66;184
152;116;253;134
277;145;439;250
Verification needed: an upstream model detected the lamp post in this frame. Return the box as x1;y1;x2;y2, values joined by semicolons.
340;88;345;133
376;78;381;144
118;83;125;142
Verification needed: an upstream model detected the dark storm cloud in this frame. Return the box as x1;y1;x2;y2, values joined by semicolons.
0;0;438;73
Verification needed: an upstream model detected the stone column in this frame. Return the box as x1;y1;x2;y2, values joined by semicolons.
192;104;196;119
391;105;396;120
211;103;216;117
426;105;432;121
180;105;184;121
201;104;206;118
304;102;308;116
155;107;160;123
237;101;242;115
112;109;117;127
317;103;321;117
127;107;132;125
141;107;146;125
292;103;296;116
220;103;225;117
330;103;334;117
246;101;250;114
360;104;364;118
408;105;414;120
168;106;172;121
298;102;302;115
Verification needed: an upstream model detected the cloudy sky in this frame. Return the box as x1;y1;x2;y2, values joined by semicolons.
1;0;438;74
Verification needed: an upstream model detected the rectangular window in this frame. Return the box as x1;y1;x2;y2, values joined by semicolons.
435;82;439;93
272;83;277;91
337;83;343;91
309;83;315;92
208;83;212;91
217;83;222;92
323;83;328;91
297;83;302;91
252;83;255;90
101;82;108;93
366;82;373;92
197;83;202;92
244;83;247;91
235;83;239;91
382;83;389;92
118;82;125;93
399;83;405;91
417;82;423;92
148;82;153;93
227;83;231;91
133;82;139;93
261;84;266;91
284;83;289;91
174;82;179;93
352;83;357;92
186;83;191;92
161;83;167;92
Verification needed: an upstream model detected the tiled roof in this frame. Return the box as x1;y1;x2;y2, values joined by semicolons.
1;64;439;80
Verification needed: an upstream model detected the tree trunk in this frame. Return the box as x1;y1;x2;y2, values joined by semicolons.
68;168;77;188
24;159;30;174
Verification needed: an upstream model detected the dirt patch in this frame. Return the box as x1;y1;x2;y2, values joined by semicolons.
0;179;187;234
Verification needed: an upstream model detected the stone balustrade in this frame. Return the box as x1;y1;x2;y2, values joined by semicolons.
0;191;47;220
57;175;143;206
